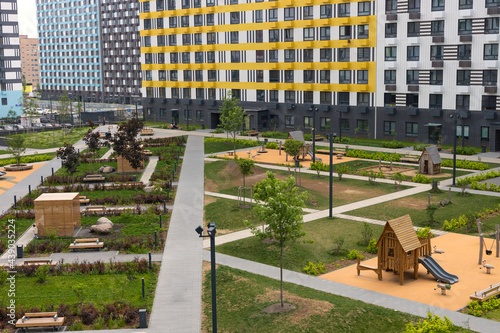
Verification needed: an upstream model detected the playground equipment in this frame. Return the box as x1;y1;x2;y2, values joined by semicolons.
477;221;500;264
356;214;459;285
435;283;451;295
481;260;495;274
432;245;445;254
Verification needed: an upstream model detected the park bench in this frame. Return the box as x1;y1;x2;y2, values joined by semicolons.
314;135;324;141
69;238;104;251
317;148;347;156
400;155;419;163
470;283;500;302
83;174;105;182
356;257;382;280
143;149;152;156
17;259;58;268
140;128;155;136
123;181;143;189
79;196;90;205
16;312;65;332
247;130;260;136
84;206;106;214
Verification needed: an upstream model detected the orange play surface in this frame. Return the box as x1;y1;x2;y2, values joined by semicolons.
0;163;46;195
320;233;500;311
218;147;358;168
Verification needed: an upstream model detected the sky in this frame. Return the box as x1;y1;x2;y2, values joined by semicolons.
18;0;38;38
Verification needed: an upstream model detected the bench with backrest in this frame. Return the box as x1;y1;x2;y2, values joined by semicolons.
470;283;500;302
17;259;58;268
83;174;105;182
140;128;155;136
69;238;104;251
143;149;152;156
400;155;419;163
79;195;90;205
314;135;324;141
247;130;260;136
84;206;106;213
316;148;347;156
16;312;65;332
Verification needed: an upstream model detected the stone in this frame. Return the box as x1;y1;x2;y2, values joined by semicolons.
99;165;115;173
97;217;113;226
144;186;156;193
90;223;112;234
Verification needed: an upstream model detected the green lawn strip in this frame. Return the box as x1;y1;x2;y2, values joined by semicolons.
0;217;34;241
0;150;8;154
80;147;110;159
346;191;500;232
55;160;119;176
205;138;260;154
216;218;385;273
202;265;442;333
79;189;156;206
204;198;260;234
12;127;90;149
0;271;157;310
0;152;56;166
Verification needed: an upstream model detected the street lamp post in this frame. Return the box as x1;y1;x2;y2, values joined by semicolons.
186;105;189;130
196;223;217;333
461;117;465;148
310;106;318;163
450;114;461;186
338;110;342;143
325;132;337;218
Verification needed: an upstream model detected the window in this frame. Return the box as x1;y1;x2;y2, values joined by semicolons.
386;0;397;14
270;90;279;102
407;46;420;61
182;52;190;63
484;44;499;60
303;49;313;62
409;0;421;12
304;70;315;83
358;2;371;15
159;70;166;81
285;115;295;128
303;6;313;19
269;50;278;62
256;70;263;82
358;25;369;39
482;95;497;110
144;19;152;30
339;26;351;40
430;70;443;85
341;118;350;132
208;70;217;81
408;22;420;37
230;12;240;24
483;70;497;86
338;92;350;105
486;0;500;7
385;23;397;38
284;8;295;20
485;18;499;34
320;49;332;62
207;51;215;63
459;0;472;9
285;90;295;103
384;93;396;107
182;34;191;45
269;29;279;42
169;17;177;28
385;47;397;61
256;50;264;62
431;20;444;36
285;70;294;83
358;70;368;84
385;70;396;84
457;70;471;85
407;94;419;107
270;70;280;82
170;70;178;81
196;89;204;99
406;122;418;137
196;110;204;122
430;45;444;60
207;33;216;44
304;91;314;103
255;10;263;23
183;88;191;99
338;48;350;62
157;18;164;29
207;14;214;25
284;29;294;42
320;92;332;105
458;19;472;35
481;126;490;140
432;0;445;11
145;53;153;64
456;125;470;138
255;30;263;43
182;0;190;9
231;51;240;63
269;8;278;22
357;93;369;106
181;16;189;27
145;70;152;81
356;48;370;62
285;50;295;62
338;4;350;17
231;70;239;82
456;95;470;109
320;70;330;83
208;89;216;100
429;94;442;108
304;28;315;41
320;118;331;130
230;31;239;44
158;35;166;46
339;70;351;84
195;70;203;81
194;33;202;45
458;44;471;60
184;70;192;81
232;89;241;99
320;5;332;18
384;121;396;135
356;119;369;132
304;116;313;129
256;90;265;102
320;27;331;40
407;70;419;84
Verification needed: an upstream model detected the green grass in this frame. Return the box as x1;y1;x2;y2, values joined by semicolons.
11;127;90;149
202;265;434;333
347;191;500;232
0;152;56;166
216;218;384;273
205;138;259;154
0;271;157;310
0;217;35;241
204;198;260;234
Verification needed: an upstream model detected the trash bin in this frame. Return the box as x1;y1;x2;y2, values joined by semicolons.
295;160;300;168
482;145;487;153
17;245;23;259
139;309;147;328
202;124;205;130
264;138;268;144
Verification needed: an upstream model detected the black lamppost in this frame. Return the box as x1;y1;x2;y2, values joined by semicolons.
310;106;318;163
461;117;465;148
186;104;190;130
338;110;342;143
450;114;461;186
196;222;217;333
325;132;337;218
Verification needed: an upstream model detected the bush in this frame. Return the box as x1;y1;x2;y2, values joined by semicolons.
303;261;326;276
366;239;378;254
265;142;278;149
412;174;432;184
79;303;99;325
35;265;49;283
383;141;406;149
330;236;345;254
404;312;454;332
455;146;476;155
359;223;372;246
416;227;434;238
69;319;84;331
347;249;363;260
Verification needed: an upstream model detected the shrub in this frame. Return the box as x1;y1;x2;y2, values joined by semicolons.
359;223;372;246
366;239;378;254
330;236;345;254
79;303;99;325
413;174;432;184
347;249;363;260
391;172;406;188
69;319;84;331
35;265;49;283
416;227;434;238
404;312;454;332
383;141;406;149
265;142;278;149
310;161;327;176
303;261;326;276
455;146;476;155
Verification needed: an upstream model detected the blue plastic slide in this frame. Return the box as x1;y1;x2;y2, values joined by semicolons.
418;256;459;284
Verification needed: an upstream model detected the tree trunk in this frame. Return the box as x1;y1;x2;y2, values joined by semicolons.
280;242;284;307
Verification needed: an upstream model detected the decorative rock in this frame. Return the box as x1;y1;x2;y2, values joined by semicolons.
99;165;116;173
90;223;113;234
97;217;113;226
144;186;156;193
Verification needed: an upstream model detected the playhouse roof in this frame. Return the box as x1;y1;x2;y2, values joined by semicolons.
383;215;422;253
287;131;305;142
420;145;442;164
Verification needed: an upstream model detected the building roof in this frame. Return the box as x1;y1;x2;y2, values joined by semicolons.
287;131;305;142
384;215;422;253
420;145;442;164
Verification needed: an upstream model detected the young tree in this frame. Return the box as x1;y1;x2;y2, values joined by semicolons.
245;171;307;308
75;100;83;127
6;108;17;124
110;118;145;171
58;91;71;125
57;143;80;174
218;92;245;153
6;135;26;166
83;124;100;172
234;155;255;187
283;139;303;161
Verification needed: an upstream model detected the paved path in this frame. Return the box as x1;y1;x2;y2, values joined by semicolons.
148;135;205;332
140;156;158;184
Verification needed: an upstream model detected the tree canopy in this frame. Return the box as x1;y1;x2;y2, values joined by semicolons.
234;155;255;187
218;92;245;153
110;118;145;171
6;135;26;166
284;139;303;160
57;143;80;174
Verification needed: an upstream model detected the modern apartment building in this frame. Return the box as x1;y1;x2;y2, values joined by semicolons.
36;0;141;104
19;35;40;91
0;0;23;118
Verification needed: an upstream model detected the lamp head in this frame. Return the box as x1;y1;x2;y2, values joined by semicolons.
195;225;204;236
207;222;217;236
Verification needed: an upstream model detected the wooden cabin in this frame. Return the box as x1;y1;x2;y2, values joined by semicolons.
34;193;81;237
418;145;442;175
376;215;431;285
287;131;310;160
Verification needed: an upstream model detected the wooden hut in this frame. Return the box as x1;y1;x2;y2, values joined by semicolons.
34;193;81;237
116;154;144;173
376;215;431;285
418;145;442;175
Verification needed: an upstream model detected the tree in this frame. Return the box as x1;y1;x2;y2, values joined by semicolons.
245;171;307;307
283;139;303;161
218;92;245;153
457;178;470;196
391;172;406;189
58;91;71;124
57;143;80;174
6;135;26;166
110;118;145;171
6;108;17;124
83;124;100;172
310;161;326;177
234;155;255;187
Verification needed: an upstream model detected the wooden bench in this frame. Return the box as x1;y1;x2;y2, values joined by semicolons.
143;149;152;156
317;149;347;156
83;174;105;182
314;135;324;141
123;181;143;189
140;128;155;136
84;206;106;214
470;283;500;302
79;195;90;205
69;238;104;251
17;259;58;268
356;257;382;280
400;155;419;163
247;130;260;136
16;312;65;332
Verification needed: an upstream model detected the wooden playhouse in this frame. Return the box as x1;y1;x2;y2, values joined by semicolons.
358;215;432;285
418;145;442;175
34;192;81;237
287;131;311;160
116;154;144;173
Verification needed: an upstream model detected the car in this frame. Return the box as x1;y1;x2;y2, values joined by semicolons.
2;125;14;131
14;125;25;130
44;123;53;128
32;123;44;128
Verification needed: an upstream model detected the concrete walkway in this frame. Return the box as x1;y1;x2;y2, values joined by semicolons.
140;156;158;184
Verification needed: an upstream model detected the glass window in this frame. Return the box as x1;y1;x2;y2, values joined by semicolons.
407;46;419;61
208;89;216;100
358;70;368;84
384;93;396;107
195;70;203;81
230;12;240;24
341;118;350;132
304;49;314;62
269;29;279;42
338;3;350;17
256;30;263;43
338;48;350;62
304;28;315;41
159;70;166;81
385;70;396;84
182;34;191;45
170;70;178;81
269;9;278;22
231;51;240;63
208;70;217;81
356;119;369;132
257;90;265;102
431;20;444;36
406;94;419;107
482;95;496;110
285;115;295;128
196;110;204;122
430;45;443;60
320;117;331;130
285;49;295;62
432;0;445;11
231;70;239;82
304;116;313;129
196;89;204;99
284;29;294;42
456;125;469;138
255;10;263;23
170;53;178;64
338;92;350;105
458;19;472;35
284;8;295;21
406;122;419;137
459;0;472;9
303;6;314;19
430;70;443;85
357;48;370;61
285;90;295;103
184;70;192;81
409;0;421;12
483;70;497;86
486;0;500;8
484;44;499;60
407;70;419;84
456;95;470;110
304;70;315;83
320;27;331;40
172;88;179;99
485;18;499;34
429;94;442;108
457;70;471;85
207;51;215;63
304;91;314;103
169;17;177;28
339;70;351;84
481;126;490;140
357;93;369;106
386;0;397;14
182;52;190;63
230;31;239;44
256;70;263;82
385;23;397;38
256;50;264;63
270;70;280;83
385;46;397;61
384;121;396;135
408;22;420;37
269;50;278;62
320;49;332;62
181;16;189;27
320;5;332;18
206;13;214;25
458;44;471;60
320;92;332;105
320;70;330;83
358;25;369;39
270;90;279;102
207;33;216;44
285;70;294;83
358;2;371;15
339;26;351;40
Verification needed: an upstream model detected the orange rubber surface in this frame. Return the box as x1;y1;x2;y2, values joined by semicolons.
0;163;46;195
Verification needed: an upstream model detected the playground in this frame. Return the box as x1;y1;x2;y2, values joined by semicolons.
0;163;46;195
320;232;500;311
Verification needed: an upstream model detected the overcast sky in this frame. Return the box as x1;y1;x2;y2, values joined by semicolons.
18;0;38;38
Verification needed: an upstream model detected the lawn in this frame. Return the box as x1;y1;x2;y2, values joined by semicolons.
205;137;260;154
0;217;34;241
216;218;385;273
202;265;469;332
204;197;260;234
13;127;90;149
